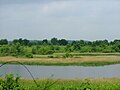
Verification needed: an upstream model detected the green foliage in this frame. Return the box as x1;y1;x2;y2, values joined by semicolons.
48;56;54;58
113;42;120;52
38;47;54;55
0;74;23;90
0;43;34;58
80;46;92;53
72;43;81;51
42;39;48;44
13;38;30;46
25;53;33;58
0;45;9;56
0;75;120;90
1;38;120;58
32;46;38;54
12;43;25;56
63;53;73;58
51;37;58;45
0;39;8;45
65;45;73;52
58;39;68;45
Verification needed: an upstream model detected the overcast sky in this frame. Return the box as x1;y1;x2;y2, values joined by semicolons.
0;0;120;41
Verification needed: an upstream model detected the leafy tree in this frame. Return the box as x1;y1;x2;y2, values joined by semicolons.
10;43;25;56
42;39;48;44
22;39;30;46
58;39;68;45
80;46;92;53
113;43;120;52
65;45;72;52
32;46;38;54
12;39;19;44
51;37;58;45
79;40;85;46
72;43;81;51
0;45;9;56
0;39;8;45
12;38;30;46
38;47;54;55
18;38;23;44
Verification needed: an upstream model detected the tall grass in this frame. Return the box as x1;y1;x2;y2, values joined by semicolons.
1;75;120;90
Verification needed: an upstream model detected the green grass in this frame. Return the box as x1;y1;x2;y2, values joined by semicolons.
72;53;120;56
0;60;120;66
33;53;120;58
0;54;120;66
1;77;120;90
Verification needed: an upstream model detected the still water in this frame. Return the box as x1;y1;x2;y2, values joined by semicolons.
0;64;120;79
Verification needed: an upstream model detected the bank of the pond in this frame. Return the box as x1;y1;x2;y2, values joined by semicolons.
4;78;120;90
0;56;120;66
22;78;120;90
21;78;120;90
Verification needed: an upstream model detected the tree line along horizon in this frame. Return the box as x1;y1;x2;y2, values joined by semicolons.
0;38;120;58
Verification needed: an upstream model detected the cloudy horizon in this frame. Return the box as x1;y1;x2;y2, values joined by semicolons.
0;0;120;41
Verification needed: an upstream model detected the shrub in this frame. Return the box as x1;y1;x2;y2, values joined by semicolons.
48;56;54;58
0;74;23;90
63;53;73;58
25;53;33;58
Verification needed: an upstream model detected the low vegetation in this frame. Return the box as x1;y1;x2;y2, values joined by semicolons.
0;38;120;89
0;56;120;66
0;74;120;90
0;38;120;58
0;38;120;66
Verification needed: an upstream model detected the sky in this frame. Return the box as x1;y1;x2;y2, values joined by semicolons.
0;0;120;41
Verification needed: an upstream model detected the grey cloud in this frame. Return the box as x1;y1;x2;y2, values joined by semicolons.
0;0;120;40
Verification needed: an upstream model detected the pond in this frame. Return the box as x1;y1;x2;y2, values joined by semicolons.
0;64;120;79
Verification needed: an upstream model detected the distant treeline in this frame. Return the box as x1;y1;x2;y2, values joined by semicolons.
0;38;120;58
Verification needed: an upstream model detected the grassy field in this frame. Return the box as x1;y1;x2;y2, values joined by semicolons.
23;78;120;90
0;53;120;66
34;53;120;58
1;77;120;90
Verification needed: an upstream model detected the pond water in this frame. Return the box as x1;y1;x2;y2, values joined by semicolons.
0;64;120;79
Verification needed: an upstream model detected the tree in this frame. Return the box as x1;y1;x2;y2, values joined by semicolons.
112;41;120;52
0;39;8;45
12;39;19;44
11;43;25;56
72;43;81;51
79;40;85;46
42;39;48;44
38;47;54;55
51;37;58;45
22;39;30;46
18;38;23;44
58;39;68;45
0;45;9;56
65;45;72;52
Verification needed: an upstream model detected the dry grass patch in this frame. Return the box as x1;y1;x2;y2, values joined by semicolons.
0;56;120;66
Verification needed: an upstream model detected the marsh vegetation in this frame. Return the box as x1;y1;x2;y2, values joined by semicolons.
0;74;120;90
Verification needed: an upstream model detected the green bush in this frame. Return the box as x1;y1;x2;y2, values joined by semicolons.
0;74;23;90
63;53;73;58
25;53;33;58
48;56;54;58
